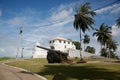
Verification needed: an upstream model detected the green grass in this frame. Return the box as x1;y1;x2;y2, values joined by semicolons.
0;57;14;61
7;58;120;80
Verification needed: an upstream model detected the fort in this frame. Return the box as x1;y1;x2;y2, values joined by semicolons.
32;37;97;58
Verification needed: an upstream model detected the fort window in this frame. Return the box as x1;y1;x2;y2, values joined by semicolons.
59;40;61;43
68;41;70;44
53;40;54;43
65;45;66;48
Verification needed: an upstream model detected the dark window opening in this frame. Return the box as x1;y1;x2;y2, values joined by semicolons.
50;46;55;49
53;40;54;43
65;45;66;48
68;41;70;44
59;40;61;43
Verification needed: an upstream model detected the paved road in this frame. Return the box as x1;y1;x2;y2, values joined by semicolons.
0;63;44;80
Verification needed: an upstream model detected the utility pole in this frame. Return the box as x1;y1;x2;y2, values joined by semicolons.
16;27;22;59
21;48;24;58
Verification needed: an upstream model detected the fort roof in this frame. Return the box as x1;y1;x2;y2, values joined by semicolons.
50;37;71;41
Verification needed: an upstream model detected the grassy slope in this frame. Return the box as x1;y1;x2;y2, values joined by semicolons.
0;57;14;61
7;58;120;80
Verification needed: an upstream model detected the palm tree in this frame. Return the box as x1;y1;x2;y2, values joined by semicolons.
116;17;120;28
73;2;96;59
83;34;90;51
106;39;118;58
93;23;112;48
100;48;108;57
107;39;118;51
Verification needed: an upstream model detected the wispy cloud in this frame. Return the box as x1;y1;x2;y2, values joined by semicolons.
111;6;120;14
95;3;120;14
116;46;120;56
7;17;27;26
112;24;120;37
111;24;120;56
0;48;5;52
0;9;1;16
48;4;73;23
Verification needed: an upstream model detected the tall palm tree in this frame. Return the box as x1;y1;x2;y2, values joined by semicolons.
93;23;112;48
73;2;96;59
83;34;90;51
106;39;118;58
116;17;120;28
107;39;118;51
100;48;108;57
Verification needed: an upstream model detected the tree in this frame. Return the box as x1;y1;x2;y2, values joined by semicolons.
106;39;118;58
109;51;117;58
83;34;90;51
73;2;96;59
93;23;112;48
116;17;120;28
106;39;118;52
100;48;108;57
85;46;95;54
73;41;81;50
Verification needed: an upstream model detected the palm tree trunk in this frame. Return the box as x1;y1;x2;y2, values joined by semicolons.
109;49;111;62
84;44;86;51
79;28;82;59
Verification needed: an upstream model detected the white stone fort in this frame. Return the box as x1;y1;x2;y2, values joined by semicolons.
32;37;97;58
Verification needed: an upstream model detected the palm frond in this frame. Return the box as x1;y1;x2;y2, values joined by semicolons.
116;17;120;28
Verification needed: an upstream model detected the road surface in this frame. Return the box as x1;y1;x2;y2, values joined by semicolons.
0;63;44;80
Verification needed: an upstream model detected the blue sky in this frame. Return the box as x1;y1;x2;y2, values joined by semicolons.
0;0;120;58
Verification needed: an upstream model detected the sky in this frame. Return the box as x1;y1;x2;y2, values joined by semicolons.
0;0;120;58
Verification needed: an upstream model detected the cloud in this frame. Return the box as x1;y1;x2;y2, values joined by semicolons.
95;3;120;14
111;6;120;14
22;3;75;46
48;4;73;22
0;9;1;16
116;46;120;56
1;8;44;27
0;48;5;52
111;24;120;56
7;17;27;26
112;24;120;37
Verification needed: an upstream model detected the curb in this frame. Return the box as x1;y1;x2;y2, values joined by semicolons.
2;61;47;80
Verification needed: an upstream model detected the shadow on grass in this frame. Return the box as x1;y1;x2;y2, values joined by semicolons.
38;65;120;80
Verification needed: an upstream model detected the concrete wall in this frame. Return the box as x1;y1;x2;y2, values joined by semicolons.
68;49;96;58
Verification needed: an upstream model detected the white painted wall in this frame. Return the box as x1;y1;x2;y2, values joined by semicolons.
68;49;96;58
32;41;47;58
49;37;76;52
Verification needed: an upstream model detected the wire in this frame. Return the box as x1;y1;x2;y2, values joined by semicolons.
22;0;120;28
22;17;73;28
94;0;120;11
